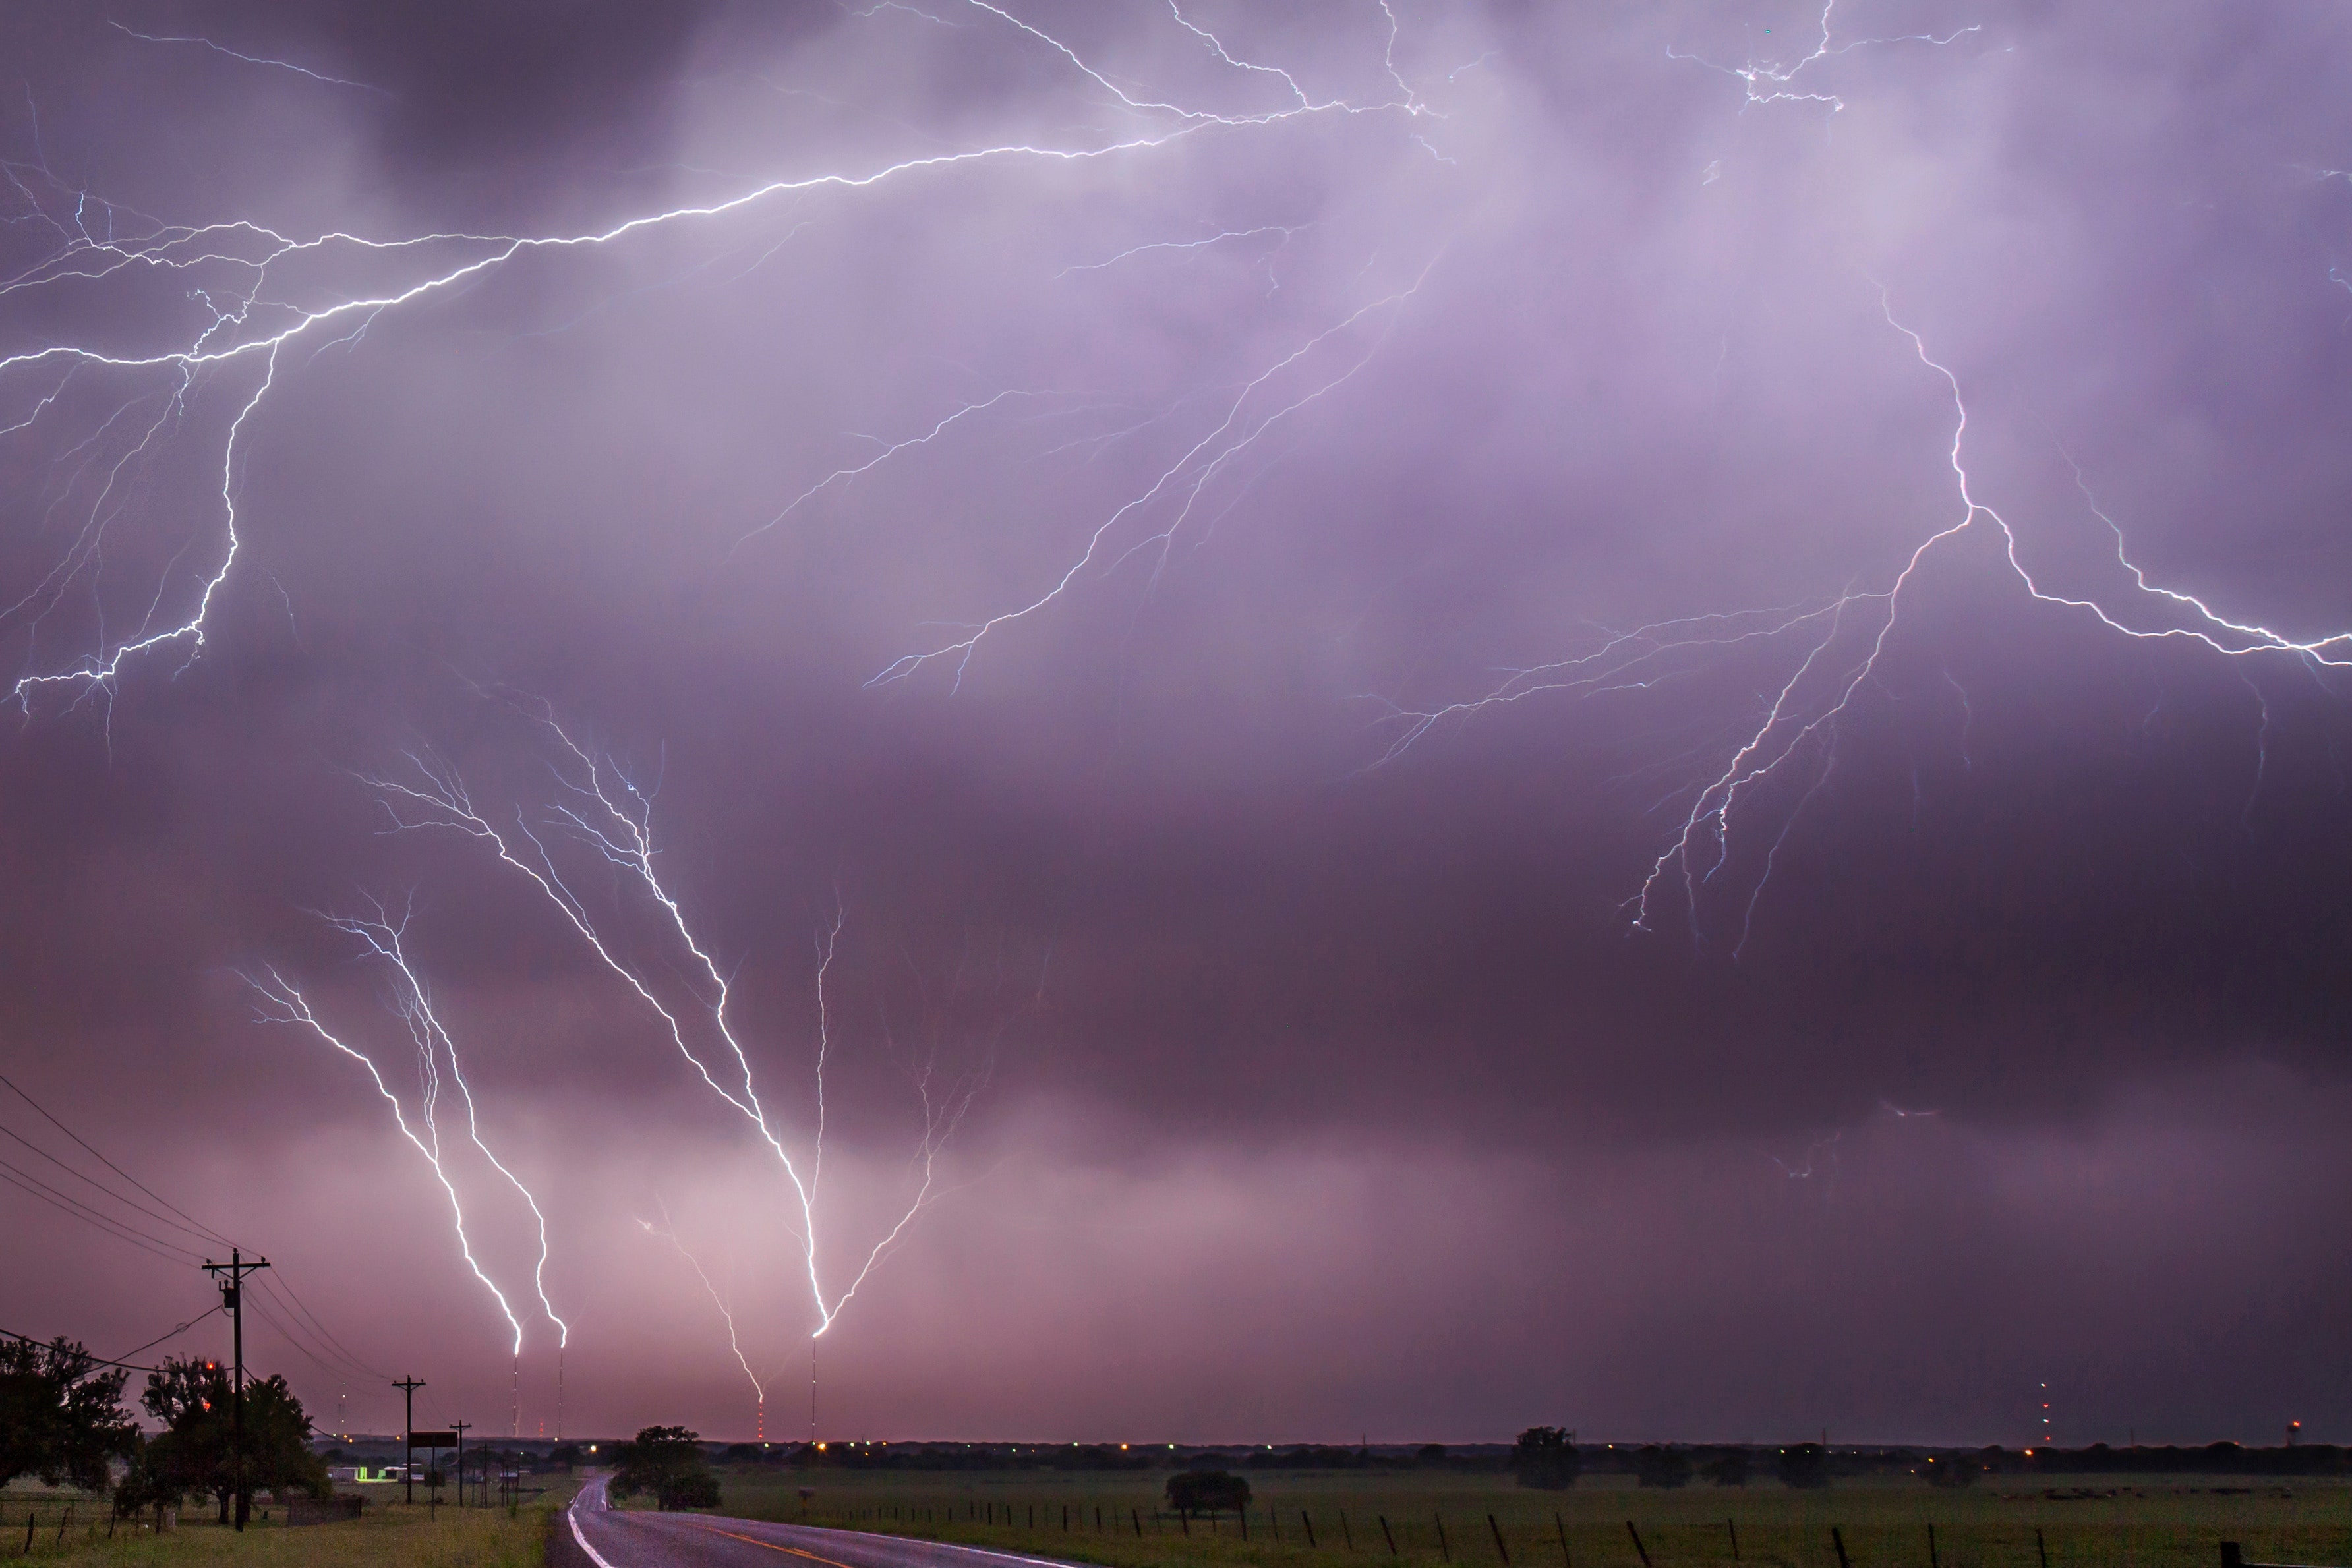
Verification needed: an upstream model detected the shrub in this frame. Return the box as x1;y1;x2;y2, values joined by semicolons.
1165;1470;1251;1514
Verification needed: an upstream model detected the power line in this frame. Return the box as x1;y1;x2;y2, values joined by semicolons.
0;1076;390;1406
0;1325;171;1376
253;1274;388;1383
243;1283;381;1388
0;1119;229;1251
109;1306;224;1365
0;1157;206;1265
0;1073;239;1249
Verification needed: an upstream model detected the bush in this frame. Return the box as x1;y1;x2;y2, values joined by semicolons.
1702;1449;1749;1488
1512;1428;1581;1490
1165;1470;1251;1514
1635;1446;1694;1488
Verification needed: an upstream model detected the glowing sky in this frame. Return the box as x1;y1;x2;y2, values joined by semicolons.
3;0;2350;1446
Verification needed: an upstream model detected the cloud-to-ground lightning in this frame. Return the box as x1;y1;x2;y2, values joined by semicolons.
364;709;971;1340
645;1200;768;1433
245;966;530;1353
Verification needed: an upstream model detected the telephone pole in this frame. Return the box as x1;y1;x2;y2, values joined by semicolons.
201;1249;270;1531
394;1378;426;1505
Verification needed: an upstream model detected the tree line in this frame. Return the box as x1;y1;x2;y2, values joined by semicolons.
0;1336;325;1523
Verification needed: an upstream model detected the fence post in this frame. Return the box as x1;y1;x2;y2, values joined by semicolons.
2037;1529;2049;1568
1557;1513;1571;1568
1929;1524;1938;1568
2221;1546;2243;1568
1438;1513;1451;1563
1729;1521;1740;1562
1133;1507;1143;1538
1833;1528;1852;1568
1488;1514;1509;1565
1382;1515;1399;1557
1627;1522;1653;1568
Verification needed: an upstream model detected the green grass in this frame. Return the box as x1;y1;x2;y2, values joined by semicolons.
711;1466;2352;1568
0;1479;573;1566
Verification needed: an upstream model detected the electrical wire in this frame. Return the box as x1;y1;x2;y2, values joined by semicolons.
109;1306;224;1365
0;1157;205;1265
0;1325;167;1376
0;1120;227;1251
0;1073;240;1249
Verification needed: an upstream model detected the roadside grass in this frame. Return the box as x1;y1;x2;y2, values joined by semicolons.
713;1468;2352;1568
0;1478;574;1566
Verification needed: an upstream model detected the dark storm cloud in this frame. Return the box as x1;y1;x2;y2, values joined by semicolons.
5;0;2352;1439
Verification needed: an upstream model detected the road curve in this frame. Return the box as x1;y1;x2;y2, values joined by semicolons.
557;1475;1091;1568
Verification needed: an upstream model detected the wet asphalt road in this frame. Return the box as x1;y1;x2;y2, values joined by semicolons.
556;1476;1088;1568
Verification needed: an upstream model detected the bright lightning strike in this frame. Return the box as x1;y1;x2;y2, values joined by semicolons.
2;0;1445;720
245;964;530;1354
362;708;970;1339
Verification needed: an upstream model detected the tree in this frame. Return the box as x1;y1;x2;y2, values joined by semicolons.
1924;1454;1977;1489
1702;1449;1749;1488
612;1426;722;1511
1777;1444;1830;1490
140;1358;325;1524
1511;1428;1581;1490
1165;1469;1251;1514
1634;1445;1693;1488
0;1336;136;1493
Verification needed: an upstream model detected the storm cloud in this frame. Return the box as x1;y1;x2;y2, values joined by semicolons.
2;0;2349;1445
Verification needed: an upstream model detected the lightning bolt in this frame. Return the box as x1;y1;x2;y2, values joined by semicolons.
105;21;392;95
245;965;529;1353
3;1;1450;723
361;706;971;1339
645;1200;765;1407
1376;278;2352;952
320;901;572;1352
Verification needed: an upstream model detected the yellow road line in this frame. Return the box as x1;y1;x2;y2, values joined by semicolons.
682;1521;864;1567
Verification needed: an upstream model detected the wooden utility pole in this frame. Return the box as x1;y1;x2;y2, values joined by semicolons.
201;1250;270;1531
394;1378;426;1505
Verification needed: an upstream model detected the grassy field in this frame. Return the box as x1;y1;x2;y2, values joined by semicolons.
0;1479;572;1566
713;1466;2352;1568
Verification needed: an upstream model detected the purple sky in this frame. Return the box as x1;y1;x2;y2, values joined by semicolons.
3;0;2351;1448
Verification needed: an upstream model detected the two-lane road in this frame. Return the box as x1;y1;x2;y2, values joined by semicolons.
556;1474;1088;1568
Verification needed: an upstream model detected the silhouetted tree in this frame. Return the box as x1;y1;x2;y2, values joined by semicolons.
1635;1445;1694;1488
1924;1454;1978;1489
140;1358;324;1523
1777;1444;1830;1490
0;1336;135;1492
1166;1469;1252;1513
1702;1449;1749;1488
1511;1428;1581;1490
612;1426;722;1511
